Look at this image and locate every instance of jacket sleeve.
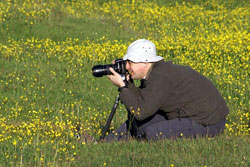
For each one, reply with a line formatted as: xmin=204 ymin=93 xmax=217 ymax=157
xmin=119 ymin=74 xmax=172 ymax=121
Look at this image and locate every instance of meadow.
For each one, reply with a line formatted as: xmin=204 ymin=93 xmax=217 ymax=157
xmin=0 ymin=0 xmax=249 ymax=166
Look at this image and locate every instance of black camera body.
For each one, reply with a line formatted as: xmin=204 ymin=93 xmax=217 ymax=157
xmin=92 ymin=59 xmax=127 ymax=77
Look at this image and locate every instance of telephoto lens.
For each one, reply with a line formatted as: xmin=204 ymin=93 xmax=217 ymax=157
xmin=92 ymin=59 xmax=127 ymax=77
xmin=92 ymin=64 xmax=113 ymax=77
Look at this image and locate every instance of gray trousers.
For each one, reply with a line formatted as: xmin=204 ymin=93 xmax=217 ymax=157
xmin=105 ymin=111 xmax=226 ymax=141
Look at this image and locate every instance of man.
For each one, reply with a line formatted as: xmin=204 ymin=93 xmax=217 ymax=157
xmin=106 ymin=39 xmax=229 ymax=141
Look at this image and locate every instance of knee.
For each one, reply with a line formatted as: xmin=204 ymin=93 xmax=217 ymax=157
xmin=144 ymin=126 xmax=169 ymax=140
xmin=144 ymin=124 xmax=196 ymax=140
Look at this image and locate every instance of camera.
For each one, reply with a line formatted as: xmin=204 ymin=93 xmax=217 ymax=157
xmin=92 ymin=59 xmax=127 ymax=77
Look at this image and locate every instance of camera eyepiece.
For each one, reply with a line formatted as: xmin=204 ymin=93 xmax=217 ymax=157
xmin=92 ymin=59 xmax=127 ymax=77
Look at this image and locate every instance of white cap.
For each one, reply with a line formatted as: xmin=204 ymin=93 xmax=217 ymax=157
xmin=123 ymin=39 xmax=162 ymax=63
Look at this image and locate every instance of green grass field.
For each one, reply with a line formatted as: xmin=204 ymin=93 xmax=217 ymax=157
xmin=0 ymin=0 xmax=249 ymax=166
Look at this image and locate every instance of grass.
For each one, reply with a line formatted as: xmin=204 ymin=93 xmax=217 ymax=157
xmin=0 ymin=135 xmax=249 ymax=166
xmin=0 ymin=3 xmax=138 ymax=43
xmin=0 ymin=0 xmax=249 ymax=166
xmin=68 ymin=135 xmax=249 ymax=167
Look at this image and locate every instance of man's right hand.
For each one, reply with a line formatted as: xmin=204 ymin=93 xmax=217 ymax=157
xmin=107 ymin=68 xmax=126 ymax=88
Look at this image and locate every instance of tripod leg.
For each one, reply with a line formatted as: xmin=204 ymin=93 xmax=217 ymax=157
xmin=99 ymin=94 xmax=120 ymax=140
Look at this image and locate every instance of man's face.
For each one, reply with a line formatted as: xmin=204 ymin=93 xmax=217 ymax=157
xmin=126 ymin=61 xmax=147 ymax=80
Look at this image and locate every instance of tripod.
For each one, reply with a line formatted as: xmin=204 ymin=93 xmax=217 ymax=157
xmin=99 ymin=75 xmax=127 ymax=140
xmin=99 ymin=94 xmax=142 ymax=141
xmin=74 ymin=94 xmax=121 ymax=142
xmin=99 ymin=75 xmax=142 ymax=141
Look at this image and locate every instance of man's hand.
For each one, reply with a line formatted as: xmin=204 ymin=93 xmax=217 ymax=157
xmin=107 ymin=68 xmax=126 ymax=87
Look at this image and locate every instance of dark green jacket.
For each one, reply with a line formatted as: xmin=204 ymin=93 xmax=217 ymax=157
xmin=120 ymin=60 xmax=229 ymax=125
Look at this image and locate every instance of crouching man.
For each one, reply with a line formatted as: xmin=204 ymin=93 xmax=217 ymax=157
xmin=106 ymin=39 xmax=229 ymax=141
